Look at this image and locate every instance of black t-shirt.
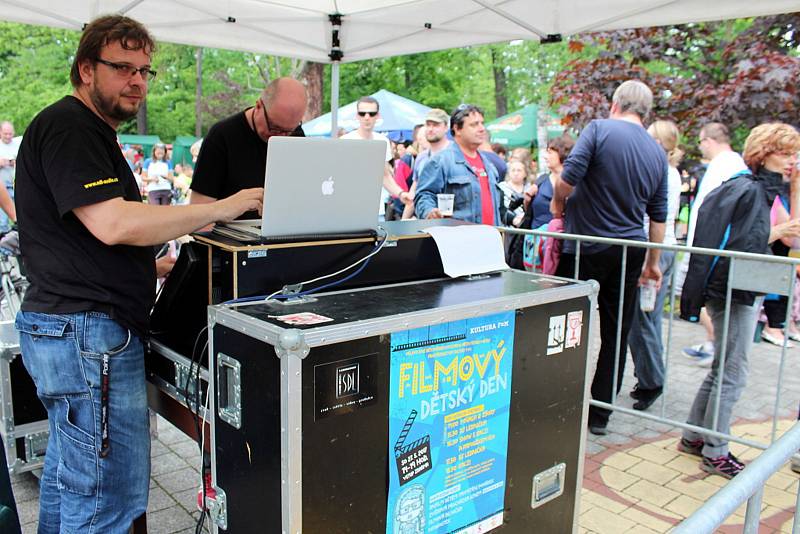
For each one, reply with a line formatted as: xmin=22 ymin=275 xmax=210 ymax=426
xmin=191 ymin=110 xmax=304 ymax=217
xmin=16 ymin=96 xmax=156 ymax=337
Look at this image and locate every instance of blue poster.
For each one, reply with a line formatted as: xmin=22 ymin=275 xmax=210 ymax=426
xmin=387 ymin=311 xmax=515 ymax=534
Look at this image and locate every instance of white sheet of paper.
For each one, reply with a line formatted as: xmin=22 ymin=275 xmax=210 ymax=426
xmin=425 ymin=225 xmax=509 ymax=278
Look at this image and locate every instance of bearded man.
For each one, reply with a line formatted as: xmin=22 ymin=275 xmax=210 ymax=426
xmin=13 ymin=15 xmax=261 ymax=532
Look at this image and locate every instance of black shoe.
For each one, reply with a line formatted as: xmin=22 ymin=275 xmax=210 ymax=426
xmin=588 ymin=423 xmax=608 ymax=436
xmin=630 ymin=383 xmax=644 ymax=400
xmin=632 ymin=386 xmax=662 ymax=411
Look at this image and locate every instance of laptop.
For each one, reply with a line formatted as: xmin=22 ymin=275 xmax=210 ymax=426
xmin=213 ymin=136 xmax=386 ymax=243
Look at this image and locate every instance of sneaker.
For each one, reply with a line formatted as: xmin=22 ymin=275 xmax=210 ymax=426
xmin=701 ymin=453 xmax=745 ymax=479
xmin=677 ymin=437 xmax=704 ymax=457
xmin=683 ymin=343 xmax=714 ymax=367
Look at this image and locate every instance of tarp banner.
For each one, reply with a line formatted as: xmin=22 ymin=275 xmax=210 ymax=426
xmin=387 ymin=311 xmax=515 ymax=534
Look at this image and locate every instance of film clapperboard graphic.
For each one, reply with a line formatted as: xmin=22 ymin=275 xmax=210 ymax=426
xmin=394 ymin=410 xmax=432 ymax=485
xmin=392 ymin=323 xmax=468 ymax=485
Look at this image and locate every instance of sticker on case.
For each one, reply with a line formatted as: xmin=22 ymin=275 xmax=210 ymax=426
xmin=565 ymin=310 xmax=583 ymax=349
xmin=271 ymin=312 xmax=334 ymax=325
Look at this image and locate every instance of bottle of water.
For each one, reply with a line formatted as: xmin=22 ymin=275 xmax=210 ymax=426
xmin=640 ymin=280 xmax=657 ymax=312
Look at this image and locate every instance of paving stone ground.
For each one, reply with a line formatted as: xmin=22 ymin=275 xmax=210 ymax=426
xmin=10 ymin=311 xmax=800 ymax=533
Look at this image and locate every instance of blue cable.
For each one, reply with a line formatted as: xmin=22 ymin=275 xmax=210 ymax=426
xmin=224 ymin=233 xmax=385 ymax=305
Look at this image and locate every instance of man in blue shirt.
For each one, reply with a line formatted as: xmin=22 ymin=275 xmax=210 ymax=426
xmin=551 ymin=80 xmax=668 ymax=435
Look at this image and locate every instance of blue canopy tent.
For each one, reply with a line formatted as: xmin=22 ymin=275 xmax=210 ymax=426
xmin=302 ymin=89 xmax=431 ymax=141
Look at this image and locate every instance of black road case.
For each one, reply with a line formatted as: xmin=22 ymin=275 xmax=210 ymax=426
xmin=0 ymin=320 xmax=48 ymax=475
xmin=204 ymin=271 xmax=597 ymax=533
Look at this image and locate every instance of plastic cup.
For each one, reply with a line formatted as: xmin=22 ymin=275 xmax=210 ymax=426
xmin=640 ymin=280 xmax=657 ymax=312
xmin=437 ymin=193 xmax=455 ymax=217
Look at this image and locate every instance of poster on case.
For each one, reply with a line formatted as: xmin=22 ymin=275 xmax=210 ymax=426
xmin=386 ymin=311 xmax=515 ymax=534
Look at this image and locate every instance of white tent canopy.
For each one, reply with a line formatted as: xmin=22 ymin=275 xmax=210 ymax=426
xmin=3 ymin=1 xmax=796 ymax=134
xmin=3 ymin=1 xmax=797 ymax=64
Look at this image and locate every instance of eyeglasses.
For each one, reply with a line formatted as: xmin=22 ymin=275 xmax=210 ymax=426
xmin=260 ymin=100 xmax=298 ymax=136
xmin=95 ymin=58 xmax=156 ymax=81
xmin=357 ymin=111 xmax=378 ymax=117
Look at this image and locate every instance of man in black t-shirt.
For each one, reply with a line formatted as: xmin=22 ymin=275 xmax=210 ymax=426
xmin=190 ymin=77 xmax=307 ymax=214
xmin=14 ymin=16 xmax=262 ymax=532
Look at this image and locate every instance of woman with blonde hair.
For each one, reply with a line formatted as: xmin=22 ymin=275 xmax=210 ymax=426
xmin=680 ymin=122 xmax=800 ymax=479
xmin=627 ymin=120 xmax=684 ymax=411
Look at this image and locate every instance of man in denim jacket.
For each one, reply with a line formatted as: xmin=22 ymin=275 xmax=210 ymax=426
xmin=414 ymin=104 xmax=502 ymax=224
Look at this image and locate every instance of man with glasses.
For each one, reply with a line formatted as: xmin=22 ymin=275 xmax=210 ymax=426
xmin=414 ymin=104 xmax=503 ymax=224
xmin=341 ymin=96 xmax=411 ymax=218
xmin=190 ymin=77 xmax=307 ymax=216
xmin=13 ymin=16 xmax=262 ymax=532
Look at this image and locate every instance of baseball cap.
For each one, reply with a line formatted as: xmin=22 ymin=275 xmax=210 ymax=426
xmin=425 ymin=108 xmax=449 ymax=125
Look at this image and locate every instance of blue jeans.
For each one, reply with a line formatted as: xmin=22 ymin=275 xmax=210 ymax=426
xmin=15 ymin=311 xmax=150 ymax=533
xmin=628 ymin=251 xmax=676 ymax=390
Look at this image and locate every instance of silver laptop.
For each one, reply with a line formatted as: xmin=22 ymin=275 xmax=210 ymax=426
xmin=216 ymin=136 xmax=386 ymax=241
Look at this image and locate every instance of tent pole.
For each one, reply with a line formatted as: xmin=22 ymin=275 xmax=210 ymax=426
xmin=330 ymin=62 xmax=340 ymax=138
xmin=328 ymin=13 xmax=343 ymax=138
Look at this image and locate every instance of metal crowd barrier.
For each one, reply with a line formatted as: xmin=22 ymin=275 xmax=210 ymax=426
xmin=502 ymin=227 xmax=800 ymax=530
xmin=673 ymin=420 xmax=800 ymax=534
xmin=504 ymin=227 xmax=800 ymax=450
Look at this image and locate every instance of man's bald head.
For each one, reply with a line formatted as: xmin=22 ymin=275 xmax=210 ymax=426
xmin=0 ymin=122 xmax=13 ymax=144
xmin=262 ymin=77 xmax=307 ymax=131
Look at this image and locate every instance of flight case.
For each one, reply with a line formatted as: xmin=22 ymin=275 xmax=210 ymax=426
xmin=0 ymin=320 xmax=47 ymax=474
xmin=205 ymin=270 xmax=597 ymax=533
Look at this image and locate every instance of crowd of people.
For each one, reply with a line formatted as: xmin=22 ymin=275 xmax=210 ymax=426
xmin=0 ymin=11 xmax=798 ymax=533
xmin=374 ymin=80 xmax=800 ymax=482
xmin=119 ymin=139 xmax=201 ymax=206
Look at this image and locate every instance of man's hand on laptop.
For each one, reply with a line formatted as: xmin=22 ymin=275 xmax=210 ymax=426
xmin=214 ymin=188 xmax=264 ymax=222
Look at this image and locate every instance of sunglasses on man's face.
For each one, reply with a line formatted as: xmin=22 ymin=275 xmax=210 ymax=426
xmin=357 ymin=111 xmax=378 ymax=117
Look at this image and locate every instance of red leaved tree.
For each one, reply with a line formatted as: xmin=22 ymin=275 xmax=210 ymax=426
xmin=550 ymin=14 xmax=800 ymax=147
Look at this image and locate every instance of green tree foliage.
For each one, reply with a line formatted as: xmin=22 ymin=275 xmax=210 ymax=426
xmin=328 ymin=41 xmax=576 ymax=121
xmin=0 ymin=23 xmax=77 ymax=131
xmin=0 ymin=20 xmax=575 ymax=139
xmin=2 ymin=14 xmax=793 ymax=149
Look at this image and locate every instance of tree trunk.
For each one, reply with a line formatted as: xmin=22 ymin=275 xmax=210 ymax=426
xmin=136 ymin=99 xmax=147 ymax=134
xmin=301 ymin=61 xmax=324 ymax=121
xmin=195 ymin=47 xmax=203 ymax=136
xmin=491 ymin=47 xmax=508 ymax=118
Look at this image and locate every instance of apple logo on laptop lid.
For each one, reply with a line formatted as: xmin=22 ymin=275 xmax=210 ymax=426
xmin=321 ymin=176 xmax=335 ymax=196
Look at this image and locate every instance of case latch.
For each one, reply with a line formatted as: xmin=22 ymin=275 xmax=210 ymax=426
xmin=207 ymin=486 xmax=228 ymax=530
xmin=531 ymin=462 xmax=566 ymax=509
